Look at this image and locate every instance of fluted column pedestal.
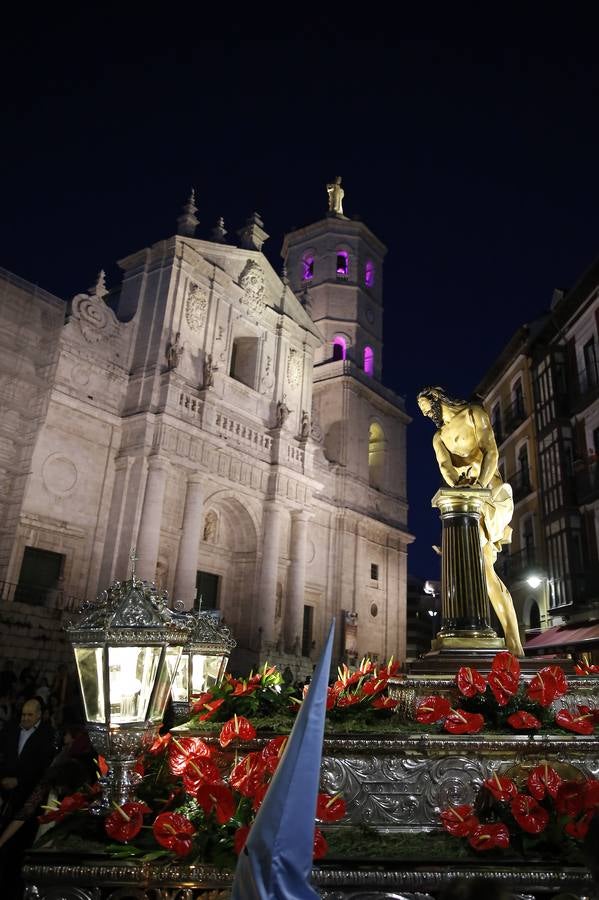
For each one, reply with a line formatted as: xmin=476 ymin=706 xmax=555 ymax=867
xmin=431 ymin=488 xmax=504 ymax=651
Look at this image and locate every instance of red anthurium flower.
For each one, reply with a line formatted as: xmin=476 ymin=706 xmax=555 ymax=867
xmin=456 ymin=666 xmax=486 ymax=698
xmin=507 ymin=710 xmax=541 ymax=731
xmin=415 ymin=696 xmax=451 ymax=724
xmin=491 ymin=652 xmax=521 ymax=680
xmin=539 ymin=665 xmax=568 ymax=698
xmin=95 ymin=755 xmax=109 ymax=777
xmin=196 ymin=782 xmax=236 ymax=825
xmin=555 ymin=781 xmax=586 ymax=817
xmin=147 ymin=732 xmax=172 ymax=756
xmin=313 ymin=828 xmax=328 ymax=860
xmin=440 ymin=804 xmax=479 ymax=837
xmin=468 ymin=822 xmax=510 ymax=850
xmin=134 ymin=757 xmax=145 ymax=778
xmin=379 ymin=656 xmax=400 ymax=677
xmin=577 ymin=705 xmax=599 ymax=726
xmin=555 ymin=709 xmax=594 ymax=735
xmin=336 ymin=691 xmax=365 ymax=708
xmin=168 ymin=737 xmax=212 ymax=775
xmin=198 ymin=698 xmax=225 ymax=721
xmin=219 ymin=714 xmax=257 ymax=748
xmin=234 ymin=825 xmax=250 ymax=855
xmin=488 ymin=670 xmax=519 ymax=707
xmin=316 ymin=793 xmax=346 ymax=822
xmin=39 ymin=791 xmax=89 ymax=824
xmin=483 ymin=773 xmax=517 ymax=802
xmin=230 ymin=752 xmax=267 ymax=797
xmin=252 ymin=782 xmax=269 ymax=812
xmin=357 ymin=657 xmax=376 ymax=675
xmin=362 ymin=677 xmax=389 ymax=696
xmin=153 ymin=812 xmax=196 ymax=857
xmin=336 ymin=664 xmax=362 ymax=688
xmin=232 ymin=678 xmax=259 ymax=698
xmin=182 ymin=756 xmax=222 ymax=795
xmin=510 ymin=794 xmax=549 ymax=834
xmin=583 ymin=779 xmax=599 ymax=810
xmin=565 ymin=809 xmax=595 ymax=840
xmin=262 ymin=736 xmax=288 ymax=772
xmin=527 ymin=764 xmax=563 ymax=800
xmin=526 ymin=670 xmax=559 ymax=708
xmin=105 ymin=801 xmax=151 ymax=843
xmin=444 ymin=709 xmax=485 ymax=734
xmin=372 ymin=695 xmax=398 ymax=710
xmin=326 ymin=686 xmax=338 ymax=710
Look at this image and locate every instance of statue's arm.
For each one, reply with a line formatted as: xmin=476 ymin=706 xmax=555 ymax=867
xmin=432 ymin=433 xmax=460 ymax=486
xmin=471 ymin=406 xmax=499 ymax=487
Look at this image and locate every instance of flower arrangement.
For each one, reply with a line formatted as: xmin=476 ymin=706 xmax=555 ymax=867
xmin=34 ymin=658 xmax=402 ymax=863
xmin=415 ymin=652 xmax=598 ymax=735
xmin=440 ymin=764 xmax=599 ymax=855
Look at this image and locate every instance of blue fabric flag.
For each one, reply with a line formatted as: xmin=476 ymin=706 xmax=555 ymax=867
xmin=230 ymin=619 xmax=335 ymax=900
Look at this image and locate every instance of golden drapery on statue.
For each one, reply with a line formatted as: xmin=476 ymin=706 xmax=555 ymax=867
xmin=417 ymin=385 xmax=524 ymax=657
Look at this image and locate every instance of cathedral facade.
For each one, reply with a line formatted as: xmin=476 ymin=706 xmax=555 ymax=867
xmin=0 ymin=185 xmax=412 ymax=672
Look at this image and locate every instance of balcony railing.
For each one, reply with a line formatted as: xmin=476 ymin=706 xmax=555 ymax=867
xmin=574 ymin=459 xmax=599 ymax=504
xmin=0 ymin=580 xmax=83 ymax=611
xmin=570 ymin=366 xmax=599 ymax=413
xmin=495 ymin=546 xmax=540 ymax=582
xmin=509 ymin=466 xmax=533 ymax=503
xmin=503 ymin=399 xmax=527 ymax=437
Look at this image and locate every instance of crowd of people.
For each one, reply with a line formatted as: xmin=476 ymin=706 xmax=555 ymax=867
xmin=0 ymin=659 xmax=91 ymax=897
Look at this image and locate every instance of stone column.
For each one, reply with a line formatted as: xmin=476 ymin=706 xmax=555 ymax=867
xmin=136 ymin=456 xmax=170 ymax=583
xmin=285 ymin=510 xmax=312 ymax=653
xmin=256 ymin=501 xmax=284 ymax=644
xmin=432 ymin=487 xmax=503 ymax=651
xmin=173 ymin=474 xmax=204 ymax=610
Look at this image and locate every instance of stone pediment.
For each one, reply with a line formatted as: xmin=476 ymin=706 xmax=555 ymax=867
xmin=65 ymin=273 xmax=131 ymax=363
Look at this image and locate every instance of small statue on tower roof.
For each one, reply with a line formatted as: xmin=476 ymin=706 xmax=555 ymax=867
xmin=211 ymin=216 xmax=228 ymax=243
xmin=326 ymin=175 xmax=345 ymax=217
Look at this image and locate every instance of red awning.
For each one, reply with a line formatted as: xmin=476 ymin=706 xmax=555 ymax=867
xmin=525 ymin=623 xmax=599 ymax=650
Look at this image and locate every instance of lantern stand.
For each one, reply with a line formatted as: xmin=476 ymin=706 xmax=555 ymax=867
xmin=168 ymin=610 xmax=237 ymax=724
xmin=66 ymin=554 xmax=191 ymax=810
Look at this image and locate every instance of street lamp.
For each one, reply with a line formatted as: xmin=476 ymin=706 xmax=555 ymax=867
xmin=168 ymin=611 xmax=236 ymax=723
xmin=66 ymin=566 xmax=190 ymax=809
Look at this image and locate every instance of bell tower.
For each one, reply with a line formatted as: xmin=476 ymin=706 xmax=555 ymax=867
xmin=281 ymin=177 xmax=386 ymax=379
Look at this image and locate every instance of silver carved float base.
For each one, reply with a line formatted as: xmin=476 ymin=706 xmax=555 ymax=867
xmin=24 ymin=718 xmax=599 ymax=899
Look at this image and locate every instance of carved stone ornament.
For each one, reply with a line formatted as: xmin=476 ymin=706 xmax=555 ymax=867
xmin=69 ymin=290 xmax=119 ymax=344
xmin=185 ymin=282 xmax=209 ymax=332
xmin=286 ymin=347 xmax=303 ymax=386
xmin=239 ymin=259 xmax=266 ymax=315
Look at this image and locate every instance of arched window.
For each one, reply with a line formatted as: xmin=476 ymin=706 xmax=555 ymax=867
xmin=529 ymin=601 xmax=541 ymax=630
xmin=363 ymin=346 xmax=374 ymax=376
xmin=365 ymin=260 xmax=375 ymax=287
xmin=332 ymin=335 xmax=347 ymax=361
xmin=302 ymin=254 xmax=314 ymax=281
xmin=336 ymin=250 xmax=349 ymax=277
xmin=368 ymin=421 xmax=386 ymax=489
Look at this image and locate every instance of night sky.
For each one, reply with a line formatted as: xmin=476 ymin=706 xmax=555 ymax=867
xmin=3 ymin=10 xmax=599 ymax=579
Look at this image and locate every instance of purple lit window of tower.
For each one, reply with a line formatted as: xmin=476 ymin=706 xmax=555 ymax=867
xmin=302 ymin=256 xmax=314 ymax=281
xmin=336 ymin=251 xmax=349 ymax=276
xmin=364 ymin=346 xmax=374 ymax=376
xmin=332 ymin=336 xmax=347 ymax=361
xmin=365 ymin=260 xmax=375 ymax=287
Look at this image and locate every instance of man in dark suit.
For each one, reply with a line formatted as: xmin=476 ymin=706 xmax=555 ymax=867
xmin=0 ymin=696 xmax=55 ymax=896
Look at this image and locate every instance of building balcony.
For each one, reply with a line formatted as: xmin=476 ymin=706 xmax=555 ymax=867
xmin=503 ymin=399 xmax=527 ymax=437
xmin=574 ymin=459 xmax=599 ymax=504
xmin=509 ymin=466 xmax=533 ymax=503
xmin=569 ymin=367 xmax=599 ymax=414
xmin=495 ymin=546 xmax=540 ymax=582
xmin=0 ymin=580 xmax=82 ymax=611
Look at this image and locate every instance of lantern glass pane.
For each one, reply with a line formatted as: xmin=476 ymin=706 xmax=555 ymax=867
xmin=149 ymin=648 xmax=181 ymax=722
xmin=108 ymin=645 xmax=161 ymax=723
xmin=191 ymin=653 xmax=224 ymax=694
xmin=167 ymin=648 xmax=189 ymax=704
xmin=74 ymin=646 xmax=106 ymax=723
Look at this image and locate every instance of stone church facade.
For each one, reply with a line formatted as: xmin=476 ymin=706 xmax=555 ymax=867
xmin=0 ymin=185 xmax=412 ymax=673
